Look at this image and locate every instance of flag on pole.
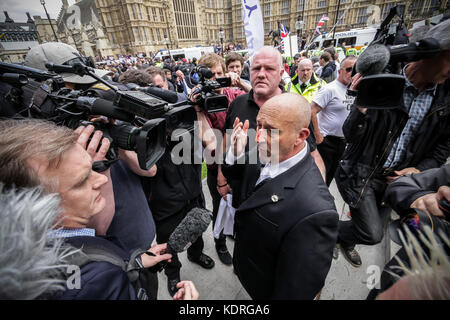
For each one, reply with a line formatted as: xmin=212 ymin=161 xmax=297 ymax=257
xmin=242 ymin=0 xmax=264 ymax=58
xmin=314 ymin=14 xmax=329 ymax=35
xmin=279 ymin=23 xmax=289 ymax=53
xmin=280 ymin=23 xmax=290 ymax=39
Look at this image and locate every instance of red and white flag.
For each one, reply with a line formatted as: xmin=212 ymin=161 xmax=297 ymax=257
xmin=314 ymin=14 xmax=329 ymax=35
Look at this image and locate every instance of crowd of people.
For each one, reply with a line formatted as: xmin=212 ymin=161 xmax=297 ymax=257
xmin=0 ymin=18 xmax=449 ymax=301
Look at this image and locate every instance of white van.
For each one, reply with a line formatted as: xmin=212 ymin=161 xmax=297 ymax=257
xmin=154 ymin=46 xmax=215 ymax=61
xmin=310 ymin=27 xmax=378 ymax=51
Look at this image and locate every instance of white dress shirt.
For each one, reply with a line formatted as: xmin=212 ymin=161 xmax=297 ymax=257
xmin=255 ymin=142 xmax=309 ymax=186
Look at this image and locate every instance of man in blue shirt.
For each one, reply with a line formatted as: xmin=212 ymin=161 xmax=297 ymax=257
xmin=0 ymin=119 xmax=201 ymax=300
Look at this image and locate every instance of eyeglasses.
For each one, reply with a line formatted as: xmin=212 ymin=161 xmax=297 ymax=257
xmin=344 ymin=67 xmax=353 ymax=73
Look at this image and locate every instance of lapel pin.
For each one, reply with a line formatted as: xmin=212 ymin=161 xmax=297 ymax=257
xmin=271 ymin=194 xmax=279 ymax=203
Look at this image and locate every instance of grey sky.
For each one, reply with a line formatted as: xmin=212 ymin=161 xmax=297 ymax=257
xmin=0 ymin=0 xmax=75 ymax=23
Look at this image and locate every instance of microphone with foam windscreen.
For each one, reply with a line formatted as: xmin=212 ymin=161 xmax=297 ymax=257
xmin=353 ymin=44 xmax=405 ymax=109
xmin=167 ymin=207 xmax=212 ymax=253
xmin=147 ymin=207 xmax=212 ymax=273
xmin=355 ymin=44 xmax=391 ymax=76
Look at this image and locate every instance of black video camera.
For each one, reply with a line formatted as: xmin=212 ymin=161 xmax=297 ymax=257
xmin=0 ymin=62 xmax=65 ymax=116
xmin=352 ymin=5 xmax=441 ymax=109
xmin=190 ymin=65 xmax=230 ymax=113
xmin=0 ymin=61 xmax=168 ymax=171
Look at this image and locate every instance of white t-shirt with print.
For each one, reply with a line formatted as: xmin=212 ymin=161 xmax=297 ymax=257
xmin=312 ymin=79 xmax=349 ymax=138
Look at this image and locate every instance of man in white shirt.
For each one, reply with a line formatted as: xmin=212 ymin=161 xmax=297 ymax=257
xmin=310 ymin=56 xmax=357 ymax=186
xmin=222 ymin=93 xmax=338 ymax=299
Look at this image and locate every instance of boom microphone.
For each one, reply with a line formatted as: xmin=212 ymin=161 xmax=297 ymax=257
xmin=76 ymin=96 xmax=135 ymax=122
xmin=355 ymin=44 xmax=390 ymax=76
xmin=167 ymin=207 xmax=212 ymax=253
xmin=139 ymin=86 xmax=179 ymax=104
xmin=353 ymin=44 xmax=405 ymax=109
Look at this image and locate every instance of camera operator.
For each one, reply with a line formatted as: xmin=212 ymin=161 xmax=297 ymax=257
xmin=21 ymin=43 xmax=173 ymax=298
xmin=144 ymin=65 xmax=218 ymax=297
xmin=194 ymin=53 xmax=247 ymax=266
xmin=334 ymin=19 xmax=450 ymax=267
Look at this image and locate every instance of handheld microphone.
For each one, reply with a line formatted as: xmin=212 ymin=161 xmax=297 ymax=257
xmin=167 ymin=207 xmax=212 ymax=253
xmin=147 ymin=207 xmax=212 ymax=273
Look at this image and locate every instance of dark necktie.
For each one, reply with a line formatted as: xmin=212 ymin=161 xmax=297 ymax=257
xmin=300 ymin=83 xmax=307 ymax=92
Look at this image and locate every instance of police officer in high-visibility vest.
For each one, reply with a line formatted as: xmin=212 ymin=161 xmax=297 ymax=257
xmin=285 ymin=58 xmax=326 ymax=103
xmin=346 ymin=44 xmax=358 ymax=56
xmin=358 ymin=42 xmax=369 ymax=56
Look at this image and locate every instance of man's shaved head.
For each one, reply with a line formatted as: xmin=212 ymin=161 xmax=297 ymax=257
xmin=261 ymin=93 xmax=311 ymax=130
xmin=256 ymin=93 xmax=311 ymax=163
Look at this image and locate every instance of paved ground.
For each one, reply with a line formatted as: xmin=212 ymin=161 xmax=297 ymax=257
xmin=157 ymin=179 xmax=401 ymax=300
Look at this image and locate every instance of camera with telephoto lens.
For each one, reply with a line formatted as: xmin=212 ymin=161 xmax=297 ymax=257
xmin=189 ymin=65 xmax=230 ymax=113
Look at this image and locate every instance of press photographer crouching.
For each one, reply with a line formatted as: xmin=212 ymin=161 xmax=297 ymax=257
xmin=334 ymin=19 xmax=450 ymax=267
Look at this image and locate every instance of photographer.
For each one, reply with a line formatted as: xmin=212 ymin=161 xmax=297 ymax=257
xmin=224 ymin=52 xmax=251 ymax=93
xmin=196 ymin=53 xmax=246 ymax=266
xmin=335 ymin=19 xmax=450 ymax=267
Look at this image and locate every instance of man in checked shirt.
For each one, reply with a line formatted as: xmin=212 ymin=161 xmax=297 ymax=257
xmin=334 ymin=18 xmax=450 ymax=267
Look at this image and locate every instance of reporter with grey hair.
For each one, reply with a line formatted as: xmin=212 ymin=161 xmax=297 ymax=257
xmin=335 ymin=19 xmax=450 ymax=267
xmin=0 ymin=119 xmax=202 ymax=300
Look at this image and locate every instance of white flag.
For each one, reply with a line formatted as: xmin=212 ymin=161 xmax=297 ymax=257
xmin=242 ymin=0 xmax=264 ymax=58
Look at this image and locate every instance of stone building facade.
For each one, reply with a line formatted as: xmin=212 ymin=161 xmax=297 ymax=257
xmin=3 ymin=0 xmax=448 ymax=61
xmin=93 ymin=0 xmax=448 ymax=57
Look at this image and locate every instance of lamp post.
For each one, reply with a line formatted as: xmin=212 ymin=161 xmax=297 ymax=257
xmin=163 ymin=31 xmax=173 ymax=61
xmin=295 ymin=16 xmax=304 ymax=51
xmin=332 ymin=0 xmax=342 ymax=46
xmin=162 ymin=1 xmax=174 ymax=59
xmin=40 ymin=0 xmax=58 ymax=42
xmin=219 ymin=27 xmax=225 ymax=57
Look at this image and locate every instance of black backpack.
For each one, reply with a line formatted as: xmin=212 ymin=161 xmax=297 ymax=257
xmin=63 ymin=236 xmax=153 ymax=300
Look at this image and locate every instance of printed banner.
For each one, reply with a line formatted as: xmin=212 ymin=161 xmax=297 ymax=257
xmin=242 ymin=0 xmax=264 ymax=58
